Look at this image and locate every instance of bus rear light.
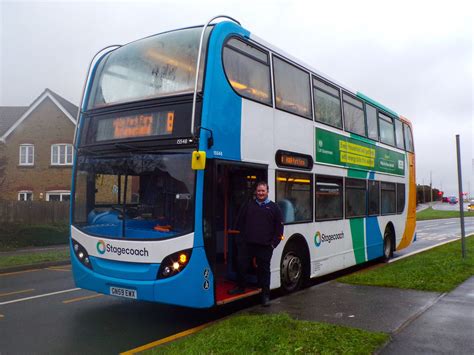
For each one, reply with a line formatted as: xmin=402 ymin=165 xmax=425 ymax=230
xmin=157 ymin=249 xmax=192 ymax=279
xmin=72 ymin=239 xmax=93 ymax=270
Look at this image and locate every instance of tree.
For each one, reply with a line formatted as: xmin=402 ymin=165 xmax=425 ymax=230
xmin=0 ymin=142 xmax=7 ymax=189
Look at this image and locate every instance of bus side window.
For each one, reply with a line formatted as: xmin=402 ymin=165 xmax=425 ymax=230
xmin=366 ymin=104 xmax=378 ymax=141
xmin=379 ymin=113 xmax=395 ymax=146
xmin=403 ymin=123 xmax=414 ymax=152
xmin=396 ymin=183 xmax=405 ymax=214
xmin=342 ymin=93 xmax=366 ymax=137
xmin=381 ymin=182 xmax=396 ymax=214
xmin=313 ymin=76 xmax=342 ymax=129
xmin=368 ymin=180 xmax=380 ymax=216
xmin=273 ymin=56 xmax=312 ymax=119
xmin=222 ymin=38 xmax=272 ymax=105
xmin=315 ymin=176 xmax=343 ymax=221
xmin=394 ymin=119 xmax=405 ymax=150
xmin=276 ymin=171 xmax=312 ymax=224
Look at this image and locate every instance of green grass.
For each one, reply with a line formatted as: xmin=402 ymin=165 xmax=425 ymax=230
xmin=417 ymin=207 xmax=474 ymax=221
xmin=146 ymin=313 xmax=388 ymax=354
xmin=0 ymin=249 xmax=70 ymax=268
xmin=0 ymin=223 xmax=69 ymax=251
xmin=338 ymin=236 xmax=474 ymax=292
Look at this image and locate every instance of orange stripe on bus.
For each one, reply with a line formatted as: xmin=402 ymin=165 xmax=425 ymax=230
xmin=397 ymin=153 xmax=416 ymax=250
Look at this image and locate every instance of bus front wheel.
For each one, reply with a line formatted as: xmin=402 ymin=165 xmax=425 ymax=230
xmin=280 ymin=244 xmax=304 ymax=293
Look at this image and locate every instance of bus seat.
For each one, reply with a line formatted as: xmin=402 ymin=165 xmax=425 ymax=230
xmin=277 ymin=199 xmax=295 ymax=223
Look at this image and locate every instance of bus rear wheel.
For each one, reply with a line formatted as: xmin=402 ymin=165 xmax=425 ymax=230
xmin=280 ymin=245 xmax=304 ymax=293
xmin=382 ymin=228 xmax=394 ymax=263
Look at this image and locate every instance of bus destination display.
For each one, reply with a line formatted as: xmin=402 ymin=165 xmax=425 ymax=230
xmin=276 ymin=150 xmax=313 ymax=170
xmin=95 ymin=111 xmax=174 ymax=141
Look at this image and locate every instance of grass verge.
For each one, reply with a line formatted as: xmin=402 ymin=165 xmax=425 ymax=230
xmin=0 ymin=223 xmax=69 ymax=251
xmin=145 ymin=313 xmax=388 ymax=354
xmin=417 ymin=207 xmax=474 ymax=221
xmin=0 ymin=249 xmax=70 ymax=269
xmin=338 ymin=236 xmax=473 ymax=292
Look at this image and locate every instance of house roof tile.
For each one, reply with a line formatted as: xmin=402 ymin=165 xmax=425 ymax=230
xmin=0 ymin=89 xmax=79 ymax=141
xmin=0 ymin=106 xmax=29 ymax=137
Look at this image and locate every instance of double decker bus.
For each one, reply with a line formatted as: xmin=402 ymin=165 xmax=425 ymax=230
xmin=70 ymin=17 xmax=416 ymax=308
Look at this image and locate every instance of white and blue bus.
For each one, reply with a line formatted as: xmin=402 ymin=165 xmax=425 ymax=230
xmin=71 ymin=17 xmax=416 ymax=308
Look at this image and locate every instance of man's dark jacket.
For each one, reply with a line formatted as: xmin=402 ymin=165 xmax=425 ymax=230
xmin=237 ymin=200 xmax=284 ymax=248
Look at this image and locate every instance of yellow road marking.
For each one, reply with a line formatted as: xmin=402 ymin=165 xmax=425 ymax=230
xmin=62 ymin=294 xmax=103 ymax=304
xmin=0 ymin=288 xmax=35 ymax=298
xmin=47 ymin=267 xmax=71 ymax=272
xmin=121 ymin=322 xmax=213 ymax=354
xmin=0 ymin=269 xmax=40 ymax=277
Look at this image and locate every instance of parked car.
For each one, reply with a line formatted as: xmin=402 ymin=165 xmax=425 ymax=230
xmin=468 ymin=200 xmax=474 ymax=212
xmin=442 ymin=197 xmax=449 ymax=203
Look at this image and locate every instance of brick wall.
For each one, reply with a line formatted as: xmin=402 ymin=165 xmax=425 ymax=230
xmin=0 ymin=97 xmax=75 ymax=201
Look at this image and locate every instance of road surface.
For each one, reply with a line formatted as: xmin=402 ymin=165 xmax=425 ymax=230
xmin=1 ymin=217 xmax=472 ymax=354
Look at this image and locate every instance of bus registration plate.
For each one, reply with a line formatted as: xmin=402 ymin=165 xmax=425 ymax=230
xmin=110 ymin=286 xmax=137 ymax=299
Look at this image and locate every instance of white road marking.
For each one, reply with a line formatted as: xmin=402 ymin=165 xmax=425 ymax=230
xmin=0 ymin=288 xmax=80 ymax=306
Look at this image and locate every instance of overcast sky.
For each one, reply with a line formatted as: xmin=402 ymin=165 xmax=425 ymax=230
xmin=1 ymin=0 xmax=472 ymax=196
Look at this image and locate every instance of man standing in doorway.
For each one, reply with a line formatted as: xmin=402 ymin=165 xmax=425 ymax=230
xmin=229 ymin=181 xmax=284 ymax=307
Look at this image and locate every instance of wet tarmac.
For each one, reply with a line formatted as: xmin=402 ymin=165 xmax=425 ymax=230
xmin=248 ymin=277 xmax=474 ymax=354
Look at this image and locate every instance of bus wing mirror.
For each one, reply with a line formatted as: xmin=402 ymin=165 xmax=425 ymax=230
xmin=191 ymin=151 xmax=206 ymax=170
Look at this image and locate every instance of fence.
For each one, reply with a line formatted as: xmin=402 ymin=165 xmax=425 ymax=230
xmin=0 ymin=201 xmax=70 ymax=224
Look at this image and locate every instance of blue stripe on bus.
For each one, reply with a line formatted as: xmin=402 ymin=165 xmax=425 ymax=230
xmin=366 ymin=216 xmax=383 ymax=260
xmin=200 ymin=22 xmax=250 ymax=160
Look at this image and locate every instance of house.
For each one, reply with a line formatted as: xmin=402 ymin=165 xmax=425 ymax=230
xmin=0 ymin=89 xmax=78 ymax=202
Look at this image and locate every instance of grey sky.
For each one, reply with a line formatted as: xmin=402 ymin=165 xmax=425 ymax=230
xmin=1 ymin=0 xmax=472 ymax=196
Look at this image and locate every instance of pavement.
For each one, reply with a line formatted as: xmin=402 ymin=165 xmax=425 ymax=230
xmin=2 ymin=245 xmax=473 ymax=354
xmin=250 ymin=277 xmax=474 ymax=354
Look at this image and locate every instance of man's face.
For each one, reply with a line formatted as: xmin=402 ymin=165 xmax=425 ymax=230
xmin=255 ymin=184 xmax=269 ymax=202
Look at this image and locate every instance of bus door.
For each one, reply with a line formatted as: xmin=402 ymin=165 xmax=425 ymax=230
xmin=206 ymin=161 xmax=266 ymax=304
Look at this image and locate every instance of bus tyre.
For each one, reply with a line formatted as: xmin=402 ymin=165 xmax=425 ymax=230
xmin=280 ymin=244 xmax=304 ymax=293
xmin=382 ymin=229 xmax=394 ymax=263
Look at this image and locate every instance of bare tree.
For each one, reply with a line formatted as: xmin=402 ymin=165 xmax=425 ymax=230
xmin=0 ymin=142 xmax=7 ymax=189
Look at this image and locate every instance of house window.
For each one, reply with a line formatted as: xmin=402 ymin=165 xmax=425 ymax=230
xmin=51 ymin=144 xmax=73 ymax=165
xmin=46 ymin=190 xmax=70 ymax=202
xmin=18 ymin=191 xmax=33 ymax=201
xmin=19 ymin=144 xmax=34 ymax=165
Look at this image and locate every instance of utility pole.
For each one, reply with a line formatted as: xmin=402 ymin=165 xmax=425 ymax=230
xmin=456 ymin=135 xmax=466 ymax=259
xmin=430 ymin=171 xmax=433 ymax=202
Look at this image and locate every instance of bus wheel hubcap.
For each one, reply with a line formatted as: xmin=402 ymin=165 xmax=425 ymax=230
xmin=282 ymin=252 xmax=301 ymax=286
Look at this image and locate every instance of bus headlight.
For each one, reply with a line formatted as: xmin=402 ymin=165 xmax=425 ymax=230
xmin=157 ymin=249 xmax=192 ymax=279
xmin=72 ymin=239 xmax=93 ymax=270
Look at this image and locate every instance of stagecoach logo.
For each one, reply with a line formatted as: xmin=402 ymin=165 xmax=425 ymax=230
xmin=96 ymin=240 xmax=149 ymax=257
xmin=314 ymin=232 xmax=322 ymax=247
xmin=314 ymin=231 xmax=345 ymax=247
xmin=97 ymin=240 xmax=106 ymax=254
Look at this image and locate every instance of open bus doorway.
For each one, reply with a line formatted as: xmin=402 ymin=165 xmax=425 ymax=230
xmin=203 ymin=161 xmax=267 ymax=305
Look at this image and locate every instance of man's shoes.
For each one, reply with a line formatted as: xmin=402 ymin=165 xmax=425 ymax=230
xmin=261 ymin=294 xmax=270 ymax=307
xmin=228 ymin=287 xmax=245 ymax=295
